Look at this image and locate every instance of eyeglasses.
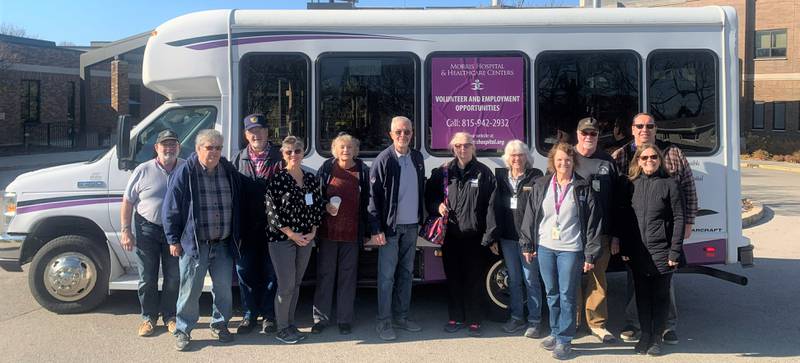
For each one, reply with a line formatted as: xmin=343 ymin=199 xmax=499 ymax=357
xmin=454 ymin=143 xmax=474 ymax=149
xmin=202 ymin=145 xmax=222 ymax=151
xmin=392 ymin=129 xmax=412 ymax=136
xmin=160 ymin=141 xmax=179 ymax=147
xmin=283 ymin=148 xmax=303 ymax=156
xmin=633 ymin=124 xmax=656 ymax=130
xmin=639 ymin=154 xmax=659 ymax=161
xmin=580 ymin=130 xmax=598 ymax=137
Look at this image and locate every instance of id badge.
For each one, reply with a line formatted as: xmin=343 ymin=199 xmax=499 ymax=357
xmin=304 ymin=193 xmax=314 ymax=206
xmin=469 ymin=178 xmax=479 ymax=187
xmin=592 ymin=179 xmax=601 ymax=192
xmin=510 ymin=197 xmax=518 ymax=210
xmin=551 ymin=226 xmax=561 ymax=240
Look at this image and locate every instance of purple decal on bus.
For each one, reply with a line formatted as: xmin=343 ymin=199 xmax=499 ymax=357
xmin=430 ymin=56 xmax=524 ymax=150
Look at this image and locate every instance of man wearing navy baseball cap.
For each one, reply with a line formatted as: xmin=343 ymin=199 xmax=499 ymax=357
xmin=233 ymin=113 xmax=284 ymax=335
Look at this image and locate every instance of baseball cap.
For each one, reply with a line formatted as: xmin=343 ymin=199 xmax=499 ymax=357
xmin=577 ymin=117 xmax=599 ymax=132
xmin=243 ymin=113 xmax=267 ymax=131
xmin=156 ymin=129 xmax=179 ymax=144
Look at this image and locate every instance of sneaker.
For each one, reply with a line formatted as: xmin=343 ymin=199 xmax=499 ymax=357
xmin=552 ymin=342 xmax=573 ymax=360
xmin=338 ymin=323 xmax=352 ymax=335
xmin=311 ymin=321 xmax=328 ymax=334
xmin=443 ymin=320 xmax=464 ymax=333
xmin=376 ymin=320 xmax=397 ymax=341
xmin=647 ymin=336 xmax=664 ymax=356
xmin=261 ymin=318 xmax=277 ymax=334
xmin=540 ymin=336 xmax=557 ymax=351
xmin=290 ymin=325 xmax=308 ymax=342
xmin=392 ymin=319 xmax=422 ymax=332
xmin=275 ymin=327 xmax=303 ymax=344
xmin=210 ymin=324 xmax=234 ymax=343
xmin=662 ymin=330 xmax=678 ymax=345
xmin=165 ymin=318 xmax=177 ymax=335
xmin=502 ymin=318 xmax=527 ymax=334
xmin=634 ymin=334 xmax=652 ymax=355
xmin=174 ymin=331 xmax=190 ymax=351
xmin=590 ymin=327 xmax=619 ymax=344
xmin=524 ymin=323 xmax=545 ymax=339
xmin=468 ymin=323 xmax=482 ymax=337
xmin=237 ymin=319 xmax=257 ymax=335
xmin=138 ymin=320 xmax=155 ymax=337
xmin=620 ymin=324 xmax=640 ymax=342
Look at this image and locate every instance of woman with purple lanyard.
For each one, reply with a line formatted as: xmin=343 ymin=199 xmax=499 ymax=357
xmin=519 ymin=142 xmax=602 ymax=360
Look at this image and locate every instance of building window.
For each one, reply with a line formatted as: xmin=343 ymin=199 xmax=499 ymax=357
xmin=67 ymin=81 xmax=76 ymax=121
xmin=648 ymin=50 xmax=719 ymax=155
xmin=240 ymin=53 xmax=309 ymax=147
xmin=318 ymin=53 xmax=418 ymax=156
xmin=21 ymin=80 xmax=40 ymax=123
xmin=753 ymin=102 xmax=764 ymax=129
xmin=535 ymin=51 xmax=641 ymax=153
xmin=773 ymin=102 xmax=786 ymax=130
xmin=129 ymin=84 xmax=141 ymax=118
xmin=755 ymin=29 xmax=787 ymax=59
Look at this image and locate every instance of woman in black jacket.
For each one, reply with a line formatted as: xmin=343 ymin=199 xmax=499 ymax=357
xmin=311 ymin=133 xmax=371 ymax=335
xmin=425 ymin=132 xmax=496 ymax=337
xmin=622 ymin=143 xmax=685 ymax=356
xmin=487 ymin=140 xmax=545 ymax=337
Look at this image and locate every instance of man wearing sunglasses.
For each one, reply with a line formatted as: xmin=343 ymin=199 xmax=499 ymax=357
xmin=367 ymin=116 xmax=426 ymax=341
xmin=162 ymin=129 xmax=242 ymax=351
xmin=572 ymin=117 xmax=620 ymax=344
xmin=232 ymin=114 xmax=284 ymax=336
xmin=611 ymin=112 xmax=697 ymax=346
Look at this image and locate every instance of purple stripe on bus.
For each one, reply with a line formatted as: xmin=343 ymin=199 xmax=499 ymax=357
xmin=187 ymin=34 xmax=416 ymax=50
xmin=17 ymin=197 xmax=123 ymax=215
xmin=683 ymin=238 xmax=726 ymax=265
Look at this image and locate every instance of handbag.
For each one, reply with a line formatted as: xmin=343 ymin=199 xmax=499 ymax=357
xmin=419 ymin=165 xmax=449 ymax=245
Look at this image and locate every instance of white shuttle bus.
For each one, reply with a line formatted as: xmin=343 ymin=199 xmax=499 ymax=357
xmin=0 ymin=7 xmax=753 ymax=314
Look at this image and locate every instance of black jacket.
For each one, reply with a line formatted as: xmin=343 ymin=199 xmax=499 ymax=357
xmin=367 ymin=145 xmax=426 ymax=236
xmin=624 ymin=171 xmax=685 ymax=275
xmin=574 ymin=149 xmax=620 ymax=239
xmin=316 ymin=157 xmax=371 ymax=244
xmin=232 ymin=144 xmax=283 ymax=243
xmin=518 ymin=174 xmax=602 ymax=263
xmin=488 ymin=167 xmax=544 ymax=242
xmin=425 ymin=158 xmax=496 ymax=244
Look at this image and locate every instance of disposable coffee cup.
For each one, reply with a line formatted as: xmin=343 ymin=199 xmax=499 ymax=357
xmin=329 ymin=196 xmax=342 ymax=216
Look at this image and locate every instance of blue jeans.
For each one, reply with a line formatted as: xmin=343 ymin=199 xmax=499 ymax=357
xmin=175 ymin=240 xmax=234 ymax=334
xmin=377 ymin=224 xmax=417 ymax=322
xmin=134 ymin=214 xmax=179 ymax=322
xmin=500 ymin=239 xmax=542 ymax=324
xmin=236 ymin=239 xmax=277 ymax=321
xmin=538 ymin=245 xmax=584 ymax=344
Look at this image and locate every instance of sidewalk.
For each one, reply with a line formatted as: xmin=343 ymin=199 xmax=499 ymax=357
xmin=740 ymin=160 xmax=800 ymax=174
xmin=0 ymin=149 xmax=107 ymax=171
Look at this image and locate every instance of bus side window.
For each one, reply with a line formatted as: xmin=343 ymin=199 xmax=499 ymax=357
xmin=132 ymin=106 xmax=217 ymax=165
xmin=648 ymin=50 xmax=718 ymax=155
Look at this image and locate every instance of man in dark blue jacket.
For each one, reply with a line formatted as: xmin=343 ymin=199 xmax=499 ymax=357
xmin=162 ymin=129 xmax=241 ymax=351
xmin=367 ymin=116 xmax=426 ymax=341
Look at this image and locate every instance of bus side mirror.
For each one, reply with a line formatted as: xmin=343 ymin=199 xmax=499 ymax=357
xmin=117 ymin=114 xmax=134 ymax=171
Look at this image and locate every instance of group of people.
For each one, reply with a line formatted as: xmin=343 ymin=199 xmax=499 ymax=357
xmin=120 ymin=112 xmax=696 ymax=359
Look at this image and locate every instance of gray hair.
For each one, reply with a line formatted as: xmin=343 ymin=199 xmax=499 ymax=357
xmin=501 ymin=139 xmax=534 ymax=168
xmin=331 ymin=133 xmax=360 ymax=159
xmin=449 ymin=132 xmax=476 ymax=158
xmin=195 ymin=129 xmax=223 ymax=147
xmin=281 ymin=135 xmax=305 ymax=151
xmin=390 ymin=116 xmax=412 ymax=131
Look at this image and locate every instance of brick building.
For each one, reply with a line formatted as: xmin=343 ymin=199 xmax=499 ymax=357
xmin=0 ymin=34 xmax=164 ymax=153
xmin=584 ymin=0 xmax=800 ymax=154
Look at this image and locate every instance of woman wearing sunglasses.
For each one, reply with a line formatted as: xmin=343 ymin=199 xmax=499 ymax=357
xmin=265 ymin=136 xmax=325 ymax=344
xmin=621 ymin=143 xmax=685 ymax=356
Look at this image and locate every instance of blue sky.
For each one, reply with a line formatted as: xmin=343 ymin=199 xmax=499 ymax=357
xmin=1 ymin=0 xmax=578 ymax=45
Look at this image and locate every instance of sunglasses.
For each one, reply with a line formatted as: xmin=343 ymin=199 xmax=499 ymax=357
xmin=580 ymin=130 xmax=598 ymax=137
xmin=639 ymin=154 xmax=659 ymax=161
xmin=454 ymin=143 xmax=474 ymax=149
xmin=633 ymin=124 xmax=656 ymax=130
xmin=283 ymin=148 xmax=303 ymax=156
xmin=392 ymin=129 xmax=412 ymax=136
xmin=202 ymin=145 xmax=222 ymax=151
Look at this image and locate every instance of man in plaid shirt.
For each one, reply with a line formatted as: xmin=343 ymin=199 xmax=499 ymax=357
xmin=612 ymin=112 xmax=697 ymax=346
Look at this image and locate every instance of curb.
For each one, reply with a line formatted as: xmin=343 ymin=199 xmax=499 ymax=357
xmin=740 ymin=162 xmax=800 ymax=174
xmin=741 ymin=200 xmax=764 ymax=228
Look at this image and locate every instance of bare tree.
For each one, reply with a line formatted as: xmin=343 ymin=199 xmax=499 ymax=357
xmin=0 ymin=22 xmax=37 ymax=38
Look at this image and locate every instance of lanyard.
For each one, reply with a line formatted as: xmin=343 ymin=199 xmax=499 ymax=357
xmin=551 ymin=174 xmax=572 ymax=216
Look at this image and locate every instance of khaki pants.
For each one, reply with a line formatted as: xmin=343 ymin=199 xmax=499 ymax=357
xmin=576 ymin=237 xmax=611 ymax=330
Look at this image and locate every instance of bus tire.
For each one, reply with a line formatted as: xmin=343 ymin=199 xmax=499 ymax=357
xmin=484 ymin=259 xmax=510 ymax=322
xmin=28 ymin=235 xmax=110 ymax=314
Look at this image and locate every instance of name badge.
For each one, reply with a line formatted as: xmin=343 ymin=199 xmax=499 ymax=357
xmin=592 ymin=180 xmax=601 ymax=192
xmin=469 ymin=178 xmax=479 ymax=186
xmin=551 ymin=226 xmax=561 ymax=240
xmin=510 ymin=197 xmax=518 ymax=210
xmin=304 ymin=193 xmax=314 ymax=206
xmin=522 ymin=186 xmax=532 ymax=192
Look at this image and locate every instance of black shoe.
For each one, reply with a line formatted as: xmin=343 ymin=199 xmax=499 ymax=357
xmin=468 ymin=323 xmax=482 ymax=337
xmin=634 ymin=334 xmax=652 ymax=355
xmin=237 ymin=319 xmax=257 ymax=335
xmin=662 ymin=330 xmax=678 ymax=345
xmin=524 ymin=324 xmax=545 ymax=339
xmin=540 ymin=336 xmax=557 ymax=351
xmin=261 ymin=318 xmax=277 ymax=334
xmin=311 ymin=322 xmax=328 ymax=334
xmin=290 ymin=325 xmax=308 ymax=341
xmin=443 ymin=320 xmax=464 ymax=333
xmin=338 ymin=323 xmax=352 ymax=335
xmin=552 ymin=342 xmax=573 ymax=360
xmin=174 ymin=331 xmax=190 ymax=351
xmin=647 ymin=341 xmax=664 ymax=356
xmin=210 ymin=324 xmax=234 ymax=343
xmin=276 ymin=327 xmax=303 ymax=344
